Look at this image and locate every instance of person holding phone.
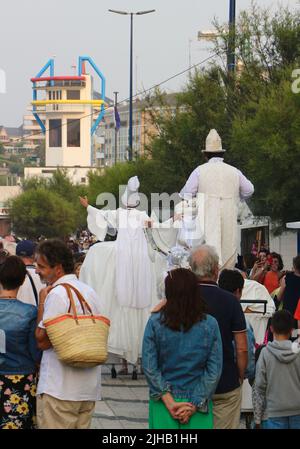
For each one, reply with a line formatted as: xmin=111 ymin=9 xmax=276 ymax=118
xmin=263 ymin=253 xmax=285 ymax=295
xmin=250 ymin=250 xmax=270 ymax=284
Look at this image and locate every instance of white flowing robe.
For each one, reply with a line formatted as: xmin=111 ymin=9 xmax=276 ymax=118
xmin=180 ymin=158 xmax=254 ymax=269
xmin=80 ymin=206 xmax=159 ymax=364
xmin=197 ymin=161 xmax=240 ymax=269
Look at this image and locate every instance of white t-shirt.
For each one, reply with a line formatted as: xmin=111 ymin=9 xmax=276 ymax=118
xmin=37 ymin=274 xmax=105 ymax=401
xmin=17 ymin=266 xmax=44 ymax=306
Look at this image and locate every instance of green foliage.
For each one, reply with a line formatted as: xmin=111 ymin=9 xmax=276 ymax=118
xmin=213 ymin=3 xmax=300 ymax=81
xmin=21 ymin=169 xmax=88 ymax=230
xmin=138 ymin=3 xmax=300 ymax=229
xmin=231 ymin=79 xmax=300 ymax=230
xmin=9 ymin=163 xmax=23 ymax=176
xmin=9 ymin=188 xmax=77 ymax=239
xmin=9 ymin=4 xmax=299 ymax=235
xmin=146 ymin=69 xmax=229 ymax=193
xmin=22 ymin=176 xmax=48 ymax=191
xmin=88 ymin=159 xmax=160 ymax=207
xmin=36 ymin=142 xmax=46 ymax=165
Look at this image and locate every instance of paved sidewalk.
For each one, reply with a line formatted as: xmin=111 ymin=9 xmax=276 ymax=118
xmin=91 ymin=362 xmax=247 ymax=429
xmin=91 ymin=362 xmax=149 ymax=429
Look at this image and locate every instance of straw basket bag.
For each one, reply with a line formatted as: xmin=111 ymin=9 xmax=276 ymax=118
xmin=44 ymin=283 xmax=110 ymax=368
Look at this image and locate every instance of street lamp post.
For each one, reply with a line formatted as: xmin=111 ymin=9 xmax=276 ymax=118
xmin=227 ymin=0 xmax=236 ymax=73
xmin=198 ymin=1 xmax=236 ymax=74
xmin=113 ymin=91 xmax=118 ymax=165
xmin=108 ymin=9 xmax=155 ymax=161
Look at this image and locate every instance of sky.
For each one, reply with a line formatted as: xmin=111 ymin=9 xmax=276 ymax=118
xmin=0 ymin=0 xmax=298 ymax=126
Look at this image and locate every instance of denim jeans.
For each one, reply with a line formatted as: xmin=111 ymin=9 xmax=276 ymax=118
xmin=263 ymin=415 xmax=300 ymax=429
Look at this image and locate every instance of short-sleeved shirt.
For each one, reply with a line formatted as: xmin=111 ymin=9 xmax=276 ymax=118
xmin=37 ymin=274 xmax=105 ymax=401
xmin=198 ymin=282 xmax=247 ymax=394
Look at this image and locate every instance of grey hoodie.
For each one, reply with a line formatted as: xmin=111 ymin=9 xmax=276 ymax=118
xmin=255 ymin=340 xmax=300 ymax=418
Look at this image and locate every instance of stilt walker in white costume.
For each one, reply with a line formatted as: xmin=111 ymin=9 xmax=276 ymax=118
xmin=79 ymin=176 xmax=160 ymax=376
xmin=180 ymin=129 xmax=254 ymax=269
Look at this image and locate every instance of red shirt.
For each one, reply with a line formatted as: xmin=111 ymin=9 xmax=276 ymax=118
xmin=263 ymin=271 xmax=280 ymax=294
xmin=294 ymin=299 xmax=300 ymax=320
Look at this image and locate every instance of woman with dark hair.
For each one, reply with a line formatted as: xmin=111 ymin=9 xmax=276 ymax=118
xmin=142 ymin=268 xmax=222 ymax=429
xmin=0 ymin=256 xmax=40 ymax=429
xmin=263 ymin=252 xmax=285 ymax=295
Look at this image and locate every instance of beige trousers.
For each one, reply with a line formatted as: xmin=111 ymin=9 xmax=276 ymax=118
xmin=212 ymin=385 xmax=242 ymax=429
xmin=37 ymin=394 xmax=95 ymax=429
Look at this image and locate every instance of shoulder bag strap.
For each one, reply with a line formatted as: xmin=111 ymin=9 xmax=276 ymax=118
xmin=60 ymin=283 xmax=96 ymax=323
xmin=59 ymin=284 xmax=80 ymax=322
xmin=26 ymin=270 xmax=38 ymax=306
xmin=61 ymin=283 xmax=94 ymax=315
xmin=50 ymin=283 xmax=84 ymax=319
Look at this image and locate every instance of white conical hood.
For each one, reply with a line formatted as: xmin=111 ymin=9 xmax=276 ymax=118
xmin=121 ymin=176 xmax=140 ymax=207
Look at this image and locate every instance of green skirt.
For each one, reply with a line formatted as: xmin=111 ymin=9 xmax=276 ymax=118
xmin=149 ymin=398 xmax=213 ymax=429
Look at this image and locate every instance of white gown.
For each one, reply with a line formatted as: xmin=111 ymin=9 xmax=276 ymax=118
xmin=180 ymin=158 xmax=254 ymax=270
xmin=80 ymin=206 xmax=160 ymax=364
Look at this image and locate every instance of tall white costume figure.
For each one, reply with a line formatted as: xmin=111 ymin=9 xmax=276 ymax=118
xmin=180 ymin=129 xmax=254 ymax=269
xmin=80 ymin=177 xmax=159 ymax=365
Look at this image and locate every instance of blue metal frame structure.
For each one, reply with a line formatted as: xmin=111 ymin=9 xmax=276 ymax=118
xmin=78 ymin=56 xmax=106 ymax=136
xmin=32 ymin=57 xmax=106 ymax=139
xmin=32 ymin=59 xmax=55 ymax=134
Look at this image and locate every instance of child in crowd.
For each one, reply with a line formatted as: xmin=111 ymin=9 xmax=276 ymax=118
xmin=252 ymin=346 xmax=268 ymax=428
xmin=254 ymin=310 xmax=300 ymax=429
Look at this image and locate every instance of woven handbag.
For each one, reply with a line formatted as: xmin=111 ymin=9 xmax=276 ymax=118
xmin=44 ymin=283 xmax=110 ymax=368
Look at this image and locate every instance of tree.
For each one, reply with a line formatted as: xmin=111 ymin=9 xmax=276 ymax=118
xmin=145 ymin=69 xmax=228 ymax=194
xmin=231 ymin=79 xmax=300 ymax=231
xmin=22 ymin=169 xmax=88 ymax=229
xmin=9 ymin=162 xmax=24 ymax=176
xmin=88 ymin=162 xmax=141 ymax=206
xmin=9 ymin=188 xmax=77 ymax=239
xmin=143 ymin=4 xmax=300 ymax=229
xmin=72 ymin=4 xmax=299 ymax=231
xmin=213 ymin=3 xmax=300 ymax=83
xmin=36 ymin=141 xmax=45 ymax=165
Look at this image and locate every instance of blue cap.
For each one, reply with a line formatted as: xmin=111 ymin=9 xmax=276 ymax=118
xmin=16 ymin=240 xmax=36 ymax=257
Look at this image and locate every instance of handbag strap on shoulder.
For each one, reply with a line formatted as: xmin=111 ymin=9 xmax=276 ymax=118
xmin=60 ymin=283 xmax=95 ymax=323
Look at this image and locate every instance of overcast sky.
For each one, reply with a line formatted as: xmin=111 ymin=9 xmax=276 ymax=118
xmin=0 ymin=0 xmax=298 ymax=126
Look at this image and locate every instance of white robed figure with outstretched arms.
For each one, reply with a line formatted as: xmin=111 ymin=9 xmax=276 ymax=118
xmin=79 ymin=176 xmax=160 ymax=366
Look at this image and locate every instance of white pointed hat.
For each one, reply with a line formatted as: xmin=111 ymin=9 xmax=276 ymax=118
xmin=202 ymin=129 xmax=226 ymax=153
xmin=121 ymin=175 xmax=140 ymax=207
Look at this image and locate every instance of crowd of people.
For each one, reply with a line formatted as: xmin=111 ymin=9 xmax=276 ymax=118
xmin=0 ymin=235 xmax=299 ymax=430
xmin=0 ymin=238 xmax=104 ymax=429
xmin=0 ymin=130 xmax=299 ymax=430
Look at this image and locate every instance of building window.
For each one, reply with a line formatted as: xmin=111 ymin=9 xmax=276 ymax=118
xmin=49 ymin=119 xmax=62 ymax=147
xmin=67 ymin=90 xmax=80 ymax=100
xmin=67 ymin=119 xmax=80 ymax=147
xmin=81 ymin=177 xmax=86 ymax=183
